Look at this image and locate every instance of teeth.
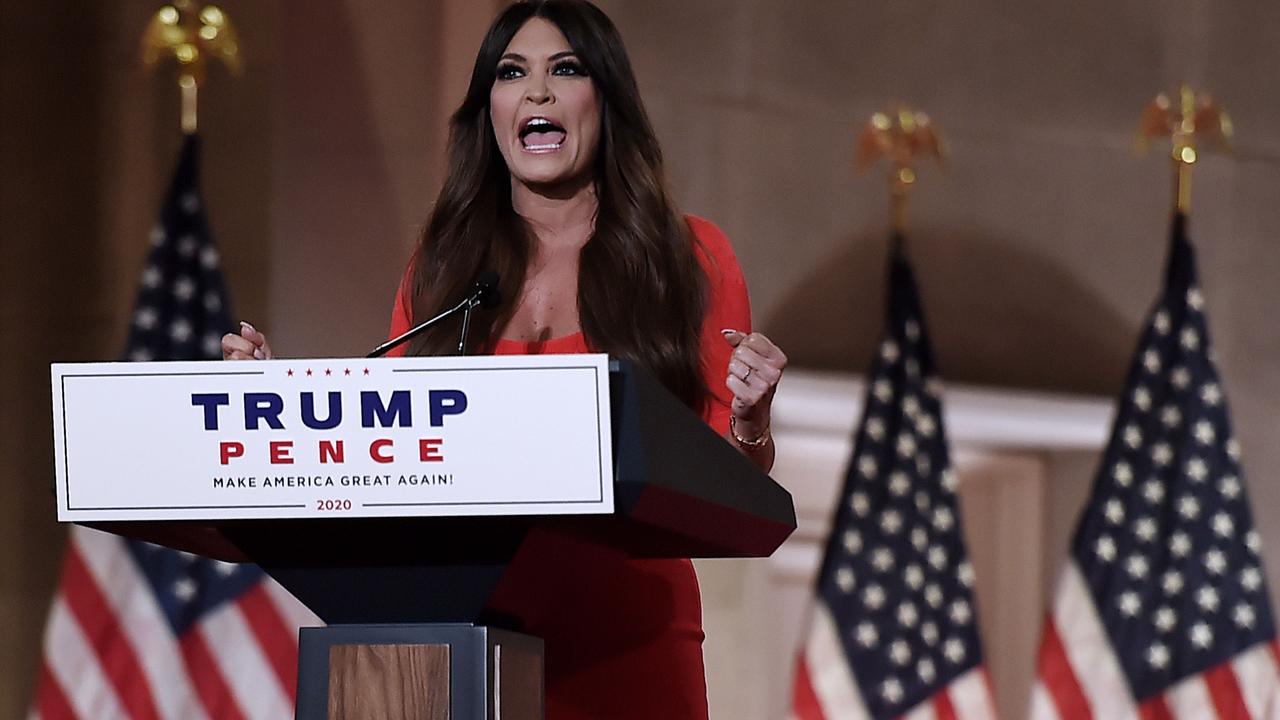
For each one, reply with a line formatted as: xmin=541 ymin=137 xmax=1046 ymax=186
xmin=521 ymin=117 xmax=565 ymax=134
xmin=520 ymin=116 xmax=565 ymax=151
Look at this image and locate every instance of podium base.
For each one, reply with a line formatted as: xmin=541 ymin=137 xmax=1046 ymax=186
xmin=297 ymin=624 xmax=543 ymax=720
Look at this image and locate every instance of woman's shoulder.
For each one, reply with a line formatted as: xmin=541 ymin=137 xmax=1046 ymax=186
xmin=684 ymin=214 xmax=741 ymax=270
xmin=685 ymin=213 xmax=730 ymax=247
xmin=684 ymin=214 xmax=748 ymax=313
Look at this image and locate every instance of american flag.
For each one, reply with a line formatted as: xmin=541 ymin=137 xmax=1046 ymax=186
xmin=30 ymin=136 xmax=320 ymax=720
xmin=792 ymin=241 xmax=998 ymax=720
xmin=1031 ymin=213 xmax=1280 ymax=720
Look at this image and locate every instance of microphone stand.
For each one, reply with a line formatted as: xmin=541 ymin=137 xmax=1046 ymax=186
xmin=366 ymin=296 xmax=472 ymax=358
xmin=456 ymin=295 xmax=480 ymax=354
xmin=366 ymin=276 xmax=498 ymax=358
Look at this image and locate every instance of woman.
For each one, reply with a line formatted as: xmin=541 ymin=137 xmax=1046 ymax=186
xmin=224 ymin=1 xmax=787 ymax=716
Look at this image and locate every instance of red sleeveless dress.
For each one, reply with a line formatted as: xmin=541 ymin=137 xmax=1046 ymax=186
xmin=387 ymin=216 xmax=751 ymax=719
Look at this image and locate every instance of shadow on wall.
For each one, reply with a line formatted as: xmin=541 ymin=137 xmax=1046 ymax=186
xmin=270 ymin=0 xmax=413 ymax=357
xmin=0 ymin=4 xmax=112 ymax=716
xmin=763 ymin=228 xmax=1137 ymax=397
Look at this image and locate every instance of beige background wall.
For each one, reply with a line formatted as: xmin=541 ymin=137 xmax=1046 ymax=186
xmin=2 ymin=0 xmax=1278 ymax=716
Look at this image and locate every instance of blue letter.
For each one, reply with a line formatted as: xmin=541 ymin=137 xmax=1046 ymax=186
xmin=301 ymin=391 xmax=343 ymax=430
xmin=428 ymin=389 xmax=468 ymax=427
xmin=361 ymin=390 xmax=412 ymax=428
xmin=244 ymin=392 xmax=285 ymax=430
xmin=191 ymin=393 xmax=229 ymax=430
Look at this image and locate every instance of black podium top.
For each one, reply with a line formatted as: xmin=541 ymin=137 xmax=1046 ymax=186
xmin=97 ymin=360 xmax=795 ymax=625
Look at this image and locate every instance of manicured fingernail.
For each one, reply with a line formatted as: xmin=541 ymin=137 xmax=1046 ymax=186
xmin=240 ymin=321 xmax=255 ymax=332
xmin=253 ymin=348 xmax=265 ymax=360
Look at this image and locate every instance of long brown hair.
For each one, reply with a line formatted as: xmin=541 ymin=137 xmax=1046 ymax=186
xmin=406 ymin=0 xmax=709 ymax=409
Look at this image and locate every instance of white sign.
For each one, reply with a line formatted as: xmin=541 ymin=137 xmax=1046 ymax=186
xmin=51 ymin=354 xmax=614 ymax=521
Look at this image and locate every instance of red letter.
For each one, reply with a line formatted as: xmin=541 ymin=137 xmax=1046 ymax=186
xmin=270 ymin=440 xmax=295 ymax=464
xmin=370 ymin=439 xmax=394 ymax=463
xmin=319 ymin=440 xmax=345 ymax=464
xmin=219 ymin=441 xmax=244 ymax=465
xmin=419 ymin=438 xmax=444 ymax=462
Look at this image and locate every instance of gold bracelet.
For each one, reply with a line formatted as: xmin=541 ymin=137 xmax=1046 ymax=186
xmin=730 ymin=415 xmax=771 ymax=449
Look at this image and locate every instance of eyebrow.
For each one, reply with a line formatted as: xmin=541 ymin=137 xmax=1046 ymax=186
xmin=499 ymin=50 xmax=579 ymax=63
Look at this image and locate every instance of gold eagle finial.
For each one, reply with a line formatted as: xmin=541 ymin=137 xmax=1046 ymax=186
xmin=1136 ymin=85 xmax=1232 ymax=214
xmin=141 ymin=1 xmax=242 ymax=133
xmin=856 ymin=105 xmax=946 ymax=235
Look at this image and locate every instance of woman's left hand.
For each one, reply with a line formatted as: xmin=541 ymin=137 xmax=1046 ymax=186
xmin=721 ymin=329 xmax=787 ymax=446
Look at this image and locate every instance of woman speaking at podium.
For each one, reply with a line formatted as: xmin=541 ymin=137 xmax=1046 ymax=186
xmin=224 ymin=1 xmax=787 ymax=716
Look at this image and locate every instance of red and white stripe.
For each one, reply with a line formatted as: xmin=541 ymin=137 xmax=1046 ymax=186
xmin=792 ymin=602 xmax=999 ymax=720
xmin=31 ymin=527 xmax=321 ymax=720
xmin=1032 ymin=560 xmax=1280 ymax=720
xmin=793 ymin=603 xmax=873 ymax=720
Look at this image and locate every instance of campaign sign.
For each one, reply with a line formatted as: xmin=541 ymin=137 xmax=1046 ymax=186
xmin=51 ymin=354 xmax=614 ymax=521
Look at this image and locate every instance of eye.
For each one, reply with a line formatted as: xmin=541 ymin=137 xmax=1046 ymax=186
xmin=552 ymin=60 xmax=588 ymax=77
xmin=496 ymin=62 xmax=525 ymax=81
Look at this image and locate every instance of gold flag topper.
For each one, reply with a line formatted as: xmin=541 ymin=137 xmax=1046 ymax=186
xmin=1136 ymin=85 xmax=1233 ymax=214
xmin=141 ymin=1 xmax=242 ymax=134
xmin=856 ymin=105 xmax=946 ymax=235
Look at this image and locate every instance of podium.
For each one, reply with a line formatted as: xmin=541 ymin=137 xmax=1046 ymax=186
xmin=52 ymin=356 xmax=796 ymax=719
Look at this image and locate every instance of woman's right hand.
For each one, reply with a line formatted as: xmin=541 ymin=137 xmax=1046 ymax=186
xmin=221 ymin=321 xmax=274 ymax=360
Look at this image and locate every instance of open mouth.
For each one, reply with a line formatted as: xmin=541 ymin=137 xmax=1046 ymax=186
xmin=519 ymin=117 xmax=567 ymax=152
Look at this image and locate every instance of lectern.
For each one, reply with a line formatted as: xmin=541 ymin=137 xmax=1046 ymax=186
xmin=52 ymin=355 xmax=796 ymax=719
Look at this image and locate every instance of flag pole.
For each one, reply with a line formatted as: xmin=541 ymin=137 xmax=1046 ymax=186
xmin=790 ymin=105 xmax=998 ymax=720
xmin=1032 ymin=91 xmax=1275 ymax=720
xmin=1135 ymin=84 xmax=1233 ymax=217
xmin=141 ymin=1 xmax=242 ymax=135
xmin=855 ymin=105 xmax=946 ymax=240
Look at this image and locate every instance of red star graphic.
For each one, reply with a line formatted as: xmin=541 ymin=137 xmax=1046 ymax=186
xmin=343 ymin=368 xmax=351 ymax=376
xmin=306 ymin=369 xmax=313 ymax=377
xmin=363 ymin=368 xmax=370 ymax=376
xmin=325 ymin=368 xmax=332 ymax=376
xmin=287 ymin=369 xmax=294 ymax=377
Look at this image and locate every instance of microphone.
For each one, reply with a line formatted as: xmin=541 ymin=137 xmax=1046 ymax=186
xmin=472 ymin=271 xmax=502 ymax=310
xmin=456 ymin=271 xmax=501 ymax=353
xmin=366 ymin=272 xmax=502 ymax=358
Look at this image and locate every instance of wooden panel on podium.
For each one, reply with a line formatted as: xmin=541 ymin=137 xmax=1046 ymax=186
xmin=298 ymin=624 xmax=544 ymax=720
xmin=495 ymin=641 xmax=543 ymax=719
xmin=328 ymin=644 xmax=450 ymax=720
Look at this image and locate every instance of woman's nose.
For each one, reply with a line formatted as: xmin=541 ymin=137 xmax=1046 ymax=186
xmin=525 ymin=77 xmax=552 ymax=104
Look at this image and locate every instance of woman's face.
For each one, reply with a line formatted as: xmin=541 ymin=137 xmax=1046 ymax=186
xmin=490 ymin=18 xmax=602 ymax=192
